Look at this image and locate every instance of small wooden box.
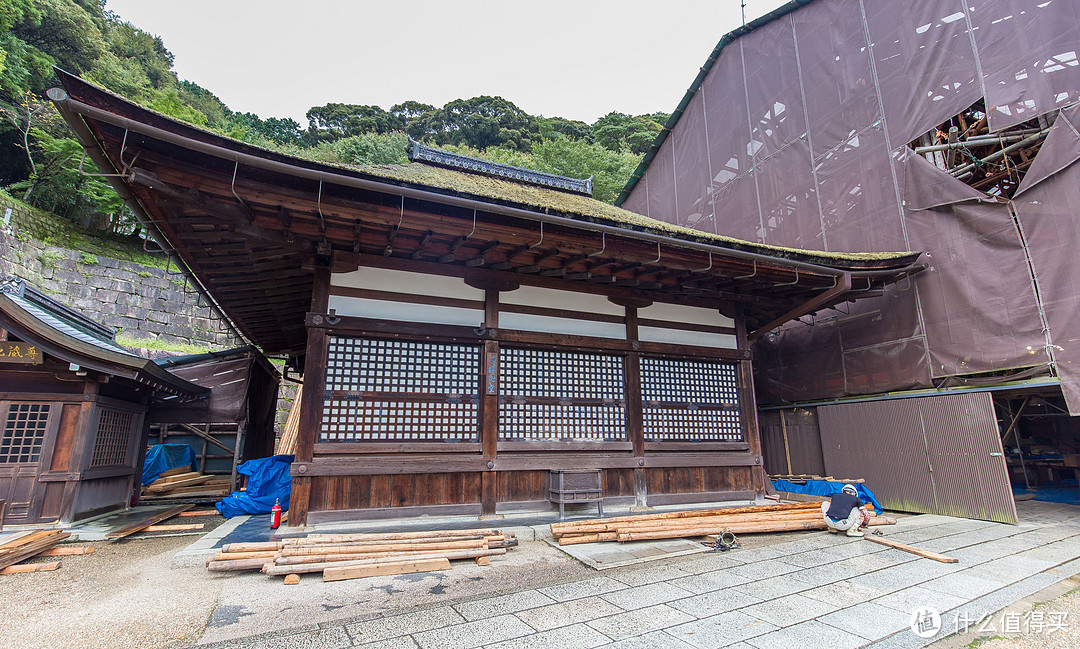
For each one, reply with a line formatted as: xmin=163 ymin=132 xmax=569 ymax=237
xmin=1063 ymin=454 xmax=1080 ymax=468
xmin=549 ymin=470 xmax=603 ymax=520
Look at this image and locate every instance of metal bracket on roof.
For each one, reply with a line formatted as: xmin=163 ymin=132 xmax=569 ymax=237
xmin=774 ymin=269 xmax=800 ymax=287
xmin=528 ymin=222 xmax=545 ymax=250
xmin=648 ymin=241 xmax=662 ymax=265
xmin=316 ymin=180 xmax=326 ymax=233
xmin=692 ymin=252 xmax=713 ymax=273
xmin=384 ymin=196 xmax=405 ymax=257
xmin=588 ymin=233 xmax=607 ymax=258
xmin=231 ymin=161 xmax=254 ymax=221
xmin=733 ymin=260 xmax=757 ymax=279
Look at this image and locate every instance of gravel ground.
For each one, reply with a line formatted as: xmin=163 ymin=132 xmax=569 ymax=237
xmin=0 ymin=534 xmax=221 ymax=649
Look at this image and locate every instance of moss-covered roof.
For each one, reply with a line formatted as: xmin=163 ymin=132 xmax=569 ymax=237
xmin=327 ymin=158 xmax=917 ymax=266
xmin=55 ymin=69 xmax=917 ymax=270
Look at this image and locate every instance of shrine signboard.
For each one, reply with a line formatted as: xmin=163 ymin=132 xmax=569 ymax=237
xmin=0 ymin=342 xmax=43 ymax=365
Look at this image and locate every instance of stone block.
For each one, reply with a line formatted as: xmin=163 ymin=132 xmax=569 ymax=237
xmin=96 ymin=289 xmax=119 ymax=304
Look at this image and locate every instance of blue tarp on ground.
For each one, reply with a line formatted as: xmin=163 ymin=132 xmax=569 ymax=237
xmin=772 ymin=479 xmax=885 ymax=515
xmin=142 ymin=444 xmax=198 ymax=485
xmin=1013 ymin=486 xmax=1080 ymax=505
xmin=216 ymin=454 xmax=294 ymax=519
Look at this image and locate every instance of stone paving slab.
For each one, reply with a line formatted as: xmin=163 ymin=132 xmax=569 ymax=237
xmin=665 ymin=610 xmax=779 ymax=648
xmin=550 ymin=537 xmax=709 ymax=570
xmin=513 ymin=596 xmax=625 ymax=632
xmin=190 ymin=502 xmax=1080 ymax=649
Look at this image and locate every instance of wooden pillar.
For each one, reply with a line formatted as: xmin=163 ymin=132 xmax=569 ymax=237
xmin=289 ymin=266 xmax=330 ymax=527
xmin=624 ymin=306 xmax=647 ymax=507
xmin=735 ymin=314 xmax=765 ymax=499
xmin=479 ymin=289 xmax=499 ymax=516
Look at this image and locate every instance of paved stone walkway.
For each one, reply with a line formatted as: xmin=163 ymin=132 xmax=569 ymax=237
xmin=195 ymin=502 xmax=1080 ymax=649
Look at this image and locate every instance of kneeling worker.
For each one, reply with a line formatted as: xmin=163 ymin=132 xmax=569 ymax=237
xmin=822 ymin=484 xmax=869 ymax=537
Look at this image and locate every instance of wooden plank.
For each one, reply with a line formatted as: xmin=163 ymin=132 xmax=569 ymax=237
xmin=145 ymin=523 xmax=205 ymax=532
xmin=104 ymin=504 xmax=195 ymax=540
xmin=0 ymin=530 xmax=71 ymax=569
xmin=177 ymin=509 xmax=220 ymax=517
xmin=863 ymin=535 xmax=959 ymax=563
xmin=145 ymin=475 xmax=213 ymax=493
xmin=322 ymin=557 xmax=452 ymax=582
xmin=38 ymin=546 xmax=95 ymax=556
xmin=263 ymin=548 xmax=506 ymax=575
xmin=157 ymin=466 xmax=194 ymax=478
xmin=1 ymin=561 xmax=61 ymax=574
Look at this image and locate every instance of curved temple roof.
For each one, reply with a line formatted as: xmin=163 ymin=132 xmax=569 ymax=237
xmin=49 ymin=70 xmax=923 ymax=355
xmin=0 ymin=277 xmax=206 ymax=398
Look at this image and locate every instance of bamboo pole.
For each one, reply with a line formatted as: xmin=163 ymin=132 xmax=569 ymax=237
xmin=550 ymin=502 xmax=821 ymax=536
xmin=279 ymin=538 xmax=488 ymax=557
xmin=262 ymin=548 xmax=506 ymax=576
xmin=287 ymin=529 xmax=506 ymax=544
xmin=207 ymin=557 xmax=275 ymax=572
xmin=864 ymin=535 xmax=958 ymax=563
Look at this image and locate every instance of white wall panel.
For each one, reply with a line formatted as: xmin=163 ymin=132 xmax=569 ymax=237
xmin=637 ymin=326 xmax=737 ymax=349
xmin=500 ymin=285 xmax=624 ymax=316
xmin=328 ymin=296 xmax=483 ymax=327
xmin=331 ymin=267 xmax=484 ymax=300
xmin=638 ymin=302 xmax=733 ymax=328
xmin=500 ymin=312 xmax=625 ymax=339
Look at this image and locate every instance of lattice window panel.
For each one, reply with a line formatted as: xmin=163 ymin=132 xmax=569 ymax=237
xmin=640 ymin=357 xmax=743 ymax=441
xmin=500 ymin=348 xmax=624 ymax=399
xmin=321 ymin=337 xmax=480 ymax=442
xmin=0 ymin=403 xmax=49 ymax=463
xmin=499 ymin=403 xmax=625 ymax=441
xmin=90 ymin=408 xmax=134 ymax=467
xmin=321 ymin=399 xmax=478 ymax=441
xmin=499 ymin=348 xmax=627 ymax=441
xmin=326 ymin=337 xmax=479 ymax=394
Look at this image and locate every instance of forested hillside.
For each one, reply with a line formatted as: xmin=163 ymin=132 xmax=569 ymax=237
xmin=0 ymin=0 xmax=666 ymax=237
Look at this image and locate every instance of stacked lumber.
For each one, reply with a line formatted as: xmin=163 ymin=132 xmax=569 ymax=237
xmin=0 ymin=530 xmax=71 ymax=572
xmin=769 ymin=474 xmax=865 ymax=484
xmin=207 ymin=528 xmax=517 ymax=582
xmin=550 ymin=502 xmax=896 ymax=545
xmin=141 ymin=467 xmax=232 ymax=501
xmin=275 ymin=384 xmax=302 ymax=455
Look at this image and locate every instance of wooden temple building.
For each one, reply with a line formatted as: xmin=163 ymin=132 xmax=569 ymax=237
xmin=0 ymin=277 xmax=207 ymax=523
xmin=48 ymin=71 xmax=925 ymax=525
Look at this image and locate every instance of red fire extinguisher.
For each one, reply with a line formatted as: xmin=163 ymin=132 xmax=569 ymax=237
xmin=270 ymin=499 xmax=282 ymax=529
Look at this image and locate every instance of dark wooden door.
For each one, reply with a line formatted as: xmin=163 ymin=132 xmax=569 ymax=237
xmin=0 ymin=401 xmax=55 ymax=522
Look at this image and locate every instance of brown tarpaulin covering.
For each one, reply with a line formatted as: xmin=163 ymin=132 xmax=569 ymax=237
xmin=624 ymin=0 xmax=1080 ymax=409
xmin=149 ymin=350 xmax=280 ymax=460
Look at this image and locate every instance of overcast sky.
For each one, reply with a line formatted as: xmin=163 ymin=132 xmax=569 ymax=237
xmin=103 ymin=1 xmax=789 ymax=127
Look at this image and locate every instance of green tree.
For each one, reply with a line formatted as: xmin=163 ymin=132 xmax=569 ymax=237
xmin=591 ymin=111 xmax=667 ymax=155
xmin=420 ymin=96 xmax=541 ymax=151
xmin=306 ymin=102 xmax=402 ymax=142
xmin=538 ymin=116 xmax=592 ymax=142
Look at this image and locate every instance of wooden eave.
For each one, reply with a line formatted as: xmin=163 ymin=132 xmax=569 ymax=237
xmin=0 ymin=293 xmax=208 ymax=398
xmin=52 ymin=71 xmax=924 ymax=357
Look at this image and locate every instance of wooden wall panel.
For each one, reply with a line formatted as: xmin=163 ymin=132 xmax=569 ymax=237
xmin=497 ymin=470 xmax=549 ymax=502
xmin=603 ymin=468 xmax=634 ymax=497
xmin=414 ymin=473 xmax=445 ymax=506
xmin=40 ymin=481 xmax=65 ymax=519
xmin=308 ymin=472 xmax=484 ymax=515
xmin=48 ymin=404 xmax=81 ymax=472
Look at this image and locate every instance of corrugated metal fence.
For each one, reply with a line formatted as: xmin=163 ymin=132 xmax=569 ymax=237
xmin=816 ymin=392 xmax=1016 ymax=523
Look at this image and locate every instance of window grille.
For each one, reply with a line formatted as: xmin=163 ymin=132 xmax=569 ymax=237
xmin=499 ymin=348 xmax=626 ymax=441
xmin=320 ymin=337 xmax=479 ymax=442
xmin=90 ymin=408 xmax=134 ymax=467
xmin=0 ymin=403 xmax=49 ymax=463
xmin=640 ymin=357 xmax=743 ymax=441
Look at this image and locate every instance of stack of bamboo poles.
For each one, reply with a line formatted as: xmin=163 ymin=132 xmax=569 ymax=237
xmin=0 ymin=530 xmax=71 ymax=574
xmin=207 ymin=528 xmax=516 ymax=582
xmin=551 ymin=502 xmax=896 ymax=545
